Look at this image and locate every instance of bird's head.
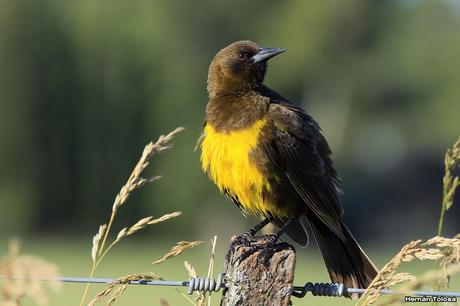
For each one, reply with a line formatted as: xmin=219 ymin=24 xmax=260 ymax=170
xmin=207 ymin=40 xmax=284 ymax=97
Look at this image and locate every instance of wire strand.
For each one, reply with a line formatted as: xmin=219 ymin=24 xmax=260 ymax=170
xmin=2 ymin=274 xmax=460 ymax=298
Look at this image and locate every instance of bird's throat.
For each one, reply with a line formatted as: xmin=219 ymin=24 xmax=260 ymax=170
xmin=205 ymin=94 xmax=269 ymax=133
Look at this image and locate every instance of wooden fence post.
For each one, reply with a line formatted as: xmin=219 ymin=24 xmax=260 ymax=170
xmin=220 ymin=236 xmax=296 ymax=306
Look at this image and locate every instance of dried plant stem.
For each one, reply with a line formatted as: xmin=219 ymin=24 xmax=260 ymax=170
xmin=207 ymin=236 xmax=218 ymax=280
xmin=206 ymin=236 xmax=218 ymax=306
xmin=437 ymin=210 xmax=446 ymax=238
xmin=79 ymin=127 xmax=184 ymax=306
xmin=97 ymin=214 xmax=116 ymax=264
xmin=358 ymin=236 xmax=460 ymax=305
xmin=80 ymin=213 xmax=116 ymax=306
xmin=376 ymin=263 xmax=460 ymax=306
xmin=88 ymin=273 xmax=162 ymax=306
xmin=437 ymin=138 xmax=460 ymax=237
xmin=174 ymin=288 xmax=197 ymax=306
xmin=433 ymin=138 xmax=460 ymax=304
xmin=80 ymin=263 xmax=98 ymax=306
xmin=95 ymin=215 xmax=125 ymax=266
xmin=152 ymin=241 xmax=204 ymax=265
xmin=79 ymin=197 xmax=127 ymax=306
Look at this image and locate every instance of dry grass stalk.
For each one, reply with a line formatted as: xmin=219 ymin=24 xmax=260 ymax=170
xmin=97 ymin=127 xmax=184 ymax=263
xmin=184 ymin=261 xmax=205 ymax=305
xmin=91 ymin=224 xmax=107 ymax=262
xmin=433 ymin=138 xmax=460 ymax=302
xmin=358 ymin=236 xmax=460 ymax=305
xmin=111 ymin=127 xmax=185 ymax=214
xmin=363 ymin=138 xmax=460 ymax=305
xmin=375 ymin=263 xmax=460 ymax=306
xmin=182 ymin=236 xmax=219 ymax=306
xmin=426 ymin=236 xmax=460 ymax=287
xmin=81 ymin=127 xmax=184 ymax=306
xmin=437 ymin=137 xmax=459 ymax=237
xmin=184 ymin=261 xmax=197 ymax=278
xmin=206 ymin=236 xmax=218 ymax=281
xmin=107 ymin=285 xmax=129 ymax=306
xmin=153 ymin=241 xmax=204 ymax=265
xmin=205 ymin=236 xmax=218 ymax=306
xmin=114 ymin=212 xmax=182 ymax=244
xmin=89 ymin=265 xmax=198 ymax=306
xmin=441 ymin=137 xmax=460 ymax=214
xmin=0 ymin=239 xmax=60 ymax=306
xmin=88 ymin=272 xmax=162 ymax=306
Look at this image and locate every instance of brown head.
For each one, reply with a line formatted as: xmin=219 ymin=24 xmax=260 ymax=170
xmin=207 ymin=40 xmax=284 ymax=97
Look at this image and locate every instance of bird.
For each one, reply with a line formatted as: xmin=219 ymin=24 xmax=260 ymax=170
xmin=198 ymin=40 xmax=378 ymax=292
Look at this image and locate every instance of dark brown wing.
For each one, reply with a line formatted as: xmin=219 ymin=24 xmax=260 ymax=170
xmin=264 ymin=101 xmax=345 ymax=240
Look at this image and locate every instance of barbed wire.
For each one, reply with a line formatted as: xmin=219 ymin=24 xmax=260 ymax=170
xmin=291 ymin=282 xmax=460 ymax=298
xmin=2 ymin=273 xmax=460 ymax=298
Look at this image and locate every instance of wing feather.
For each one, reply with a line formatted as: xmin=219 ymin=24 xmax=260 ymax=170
xmin=264 ymin=102 xmax=345 ymax=240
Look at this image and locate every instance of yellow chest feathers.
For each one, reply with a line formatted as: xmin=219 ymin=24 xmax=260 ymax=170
xmin=200 ymin=119 xmax=272 ymax=216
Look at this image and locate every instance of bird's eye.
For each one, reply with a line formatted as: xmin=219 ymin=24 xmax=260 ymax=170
xmin=238 ymin=51 xmax=248 ymax=60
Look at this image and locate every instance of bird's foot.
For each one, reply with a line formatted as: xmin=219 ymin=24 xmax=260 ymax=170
xmin=231 ymin=234 xmax=289 ymax=267
xmin=251 ymin=235 xmax=290 ymax=266
xmin=259 ymin=235 xmax=285 ymax=265
xmin=224 ymin=231 xmax=257 ymax=270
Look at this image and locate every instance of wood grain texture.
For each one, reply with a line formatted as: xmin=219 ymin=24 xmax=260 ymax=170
xmin=221 ymin=236 xmax=296 ymax=306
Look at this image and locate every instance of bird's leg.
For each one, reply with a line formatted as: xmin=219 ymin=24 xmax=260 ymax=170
xmin=239 ymin=217 xmax=272 ymax=241
xmin=225 ymin=217 xmax=271 ymax=268
xmin=240 ymin=217 xmax=297 ymax=265
xmin=267 ymin=217 xmax=296 ymax=244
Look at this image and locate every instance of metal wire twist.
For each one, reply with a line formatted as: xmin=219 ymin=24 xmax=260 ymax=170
xmin=187 ymin=272 xmax=226 ymax=294
xmin=292 ymin=282 xmax=344 ymax=298
xmin=4 ymin=274 xmax=460 ymax=299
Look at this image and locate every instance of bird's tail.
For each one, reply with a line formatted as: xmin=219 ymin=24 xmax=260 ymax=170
xmin=309 ymin=217 xmax=378 ymax=298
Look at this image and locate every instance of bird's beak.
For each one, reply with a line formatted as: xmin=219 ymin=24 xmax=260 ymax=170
xmin=251 ymin=47 xmax=285 ymax=64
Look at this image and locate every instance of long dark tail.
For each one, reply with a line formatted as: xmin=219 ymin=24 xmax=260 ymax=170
xmin=309 ymin=217 xmax=378 ymax=296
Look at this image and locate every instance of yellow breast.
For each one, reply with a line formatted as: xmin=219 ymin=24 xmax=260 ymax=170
xmin=200 ymin=119 xmax=273 ymax=216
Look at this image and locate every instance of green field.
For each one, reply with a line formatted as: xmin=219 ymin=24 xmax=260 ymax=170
xmin=2 ymin=238 xmax=459 ymax=306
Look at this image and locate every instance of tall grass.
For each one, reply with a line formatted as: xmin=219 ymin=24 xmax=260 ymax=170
xmin=80 ymin=128 xmax=186 ymax=306
xmin=437 ymin=138 xmax=460 ymax=237
xmin=433 ymin=138 xmax=460 ymax=304
xmin=358 ymin=138 xmax=460 ymax=305
xmin=82 ymin=127 xmax=219 ymax=306
xmin=358 ymin=236 xmax=460 ymax=305
xmin=183 ymin=236 xmax=218 ymax=306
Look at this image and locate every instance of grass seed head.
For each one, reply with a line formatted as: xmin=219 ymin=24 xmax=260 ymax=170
xmin=360 ymin=235 xmax=460 ymax=305
xmin=152 ymin=241 xmax=204 ymax=265
xmin=0 ymin=239 xmax=60 ymax=306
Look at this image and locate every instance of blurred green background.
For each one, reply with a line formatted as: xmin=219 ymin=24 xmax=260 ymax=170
xmin=0 ymin=0 xmax=459 ymax=305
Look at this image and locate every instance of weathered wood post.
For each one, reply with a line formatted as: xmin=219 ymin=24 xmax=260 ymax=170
xmin=221 ymin=236 xmax=296 ymax=306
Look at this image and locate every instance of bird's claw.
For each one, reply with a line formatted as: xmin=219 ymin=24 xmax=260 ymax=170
xmin=224 ymin=231 xmax=257 ymax=270
xmin=252 ymin=235 xmax=289 ymax=266
xmin=227 ymin=234 xmax=289 ymax=267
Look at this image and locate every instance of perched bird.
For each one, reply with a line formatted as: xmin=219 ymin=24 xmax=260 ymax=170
xmin=198 ymin=40 xmax=378 ymax=291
